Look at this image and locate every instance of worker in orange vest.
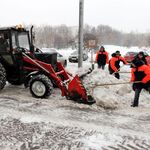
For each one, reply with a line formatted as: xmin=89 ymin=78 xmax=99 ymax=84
xmin=131 ymin=60 xmax=150 ymax=107
xmin=109 ymin=51 xmax=127 ymax=79
xmin=95 ymin=46 xmax=109 ymax=70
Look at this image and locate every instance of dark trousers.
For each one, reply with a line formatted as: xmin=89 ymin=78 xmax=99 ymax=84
xmin=132 ymin=82 xmax=150 ymax=107
xmin=114 ymin=73 xmax=120 ymax=79
xmin=98 ymin=64 xmax=105 ymax=70
xmin=109 ymin=70 xmax=120 ymax=79
xmin=132 ymin=88 xmax=142 ymax=107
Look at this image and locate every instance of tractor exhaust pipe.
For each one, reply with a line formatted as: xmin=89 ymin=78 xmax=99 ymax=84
xmin=30 ymin=25 xmax=34 ymax=45
xmin=30 ymin=26 xmax=35 ymax=53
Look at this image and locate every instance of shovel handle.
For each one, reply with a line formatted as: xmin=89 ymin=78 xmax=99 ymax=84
xmin=89 ymin=81 xmax=142 ymax=91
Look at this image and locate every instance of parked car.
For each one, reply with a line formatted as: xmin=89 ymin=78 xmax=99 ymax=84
xmin=68 ymin=50 xmax=88 ymax=62
xmin=124 ymin=51 xmax=150 ymax=63
xmin=57 ymin=53 xmax=67 ymax=67
xmin=41 ymin=48 xmax=67 ymax=67
xmin=124 ymin=52 xmax=138 ymax=63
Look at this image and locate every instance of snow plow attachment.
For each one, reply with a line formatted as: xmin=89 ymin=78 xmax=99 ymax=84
xmin=22 ymin=53 xmax=95 ymax=105
xmin=68 ymin=75 xmax=95 ymax=105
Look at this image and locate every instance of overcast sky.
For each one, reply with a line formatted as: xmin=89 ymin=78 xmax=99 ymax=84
xmin=0 ymin=0 xmax=150 ymax=33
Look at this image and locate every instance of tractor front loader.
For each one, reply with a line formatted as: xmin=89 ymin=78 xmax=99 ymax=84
xmin=0 ymin=25 xmax=95 ymax=105
xmin=23 ymin=52 xmax=95 ymax=104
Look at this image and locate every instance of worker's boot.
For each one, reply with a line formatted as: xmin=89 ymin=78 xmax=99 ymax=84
xmin=131 ymin=99 xmax=138 ymax=107
xmin=131 ymin=103 xmax=138 ymax=107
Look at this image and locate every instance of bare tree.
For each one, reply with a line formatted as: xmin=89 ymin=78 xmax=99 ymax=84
xmin=33 ymin=24 xmax=150 ymax=49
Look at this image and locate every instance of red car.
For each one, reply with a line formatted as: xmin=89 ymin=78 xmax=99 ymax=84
xmin=124 ymin=51 xmax=150 ymax=63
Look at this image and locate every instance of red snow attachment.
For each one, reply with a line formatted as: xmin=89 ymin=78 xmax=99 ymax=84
xmin=68 ymin=75 xmax=95 ymax=104
xmin=68 ymin=75 xmax=87 ymax=100
xmin=23 ymin=53 xmax=95 ymax=105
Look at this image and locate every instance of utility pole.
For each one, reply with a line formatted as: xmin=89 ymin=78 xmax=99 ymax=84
xmin=78 ymin=0 xmax=84 ymax=68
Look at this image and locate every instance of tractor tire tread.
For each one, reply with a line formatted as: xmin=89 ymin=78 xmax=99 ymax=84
xmin=0 ymin=63 xmax=6 ymax=90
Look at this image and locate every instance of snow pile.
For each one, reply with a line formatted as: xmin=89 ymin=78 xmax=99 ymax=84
xmin=82 ymin=69 xmax=133 ymax=109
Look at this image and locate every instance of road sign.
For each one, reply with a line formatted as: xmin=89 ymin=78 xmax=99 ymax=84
xmin=88 ymin=40 xmax=96 ymax=48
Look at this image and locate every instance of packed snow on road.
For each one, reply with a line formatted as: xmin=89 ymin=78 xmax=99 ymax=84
xmin=0 ymin=45 xmax=150 ymax=150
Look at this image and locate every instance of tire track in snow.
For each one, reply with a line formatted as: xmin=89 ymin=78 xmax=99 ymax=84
xmin=103 ymin=137 xmax=150 ymax=150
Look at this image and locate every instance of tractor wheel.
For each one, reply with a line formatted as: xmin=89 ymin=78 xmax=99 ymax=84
xmin=29 ymin=74 xmax=53 ymax=98
xmin=0 ymin=63 xmax=6 ymax=90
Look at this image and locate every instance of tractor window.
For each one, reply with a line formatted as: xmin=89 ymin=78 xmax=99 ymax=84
xmin=18 ymin=33 xmax=30 ymax=50
xmin=0 ymin=33 xmax=10 ymax=52
xmin=12 ymin=33 xmax=17 ymax=49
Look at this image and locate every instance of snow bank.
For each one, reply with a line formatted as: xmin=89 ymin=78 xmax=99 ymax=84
xmin=53 ymin=46 xmax=150 ymax=110
xmin=82 ymin=69 xmax=133 ymax=109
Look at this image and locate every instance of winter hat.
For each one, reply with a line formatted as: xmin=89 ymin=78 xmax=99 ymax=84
xmin=111 ymin=53 xmax=116 ymax=57
xmin=138 ymin=51 xmax=144 ymax=56
xmin=99 ymin=46 xmax=105 ymax=51
xmin=115 ymin=51 xmax=121 ymax=55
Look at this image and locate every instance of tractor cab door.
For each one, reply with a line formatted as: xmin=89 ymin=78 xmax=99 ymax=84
xmin=0 ymin=30 xmax=24 ymax=85
xmin=6 ymin=31 xmax=25 ymax=84
xmin=8 ymin=29 xmax=32 ymax=85
xmin=0 ymin=31 xmax=23 ymax=84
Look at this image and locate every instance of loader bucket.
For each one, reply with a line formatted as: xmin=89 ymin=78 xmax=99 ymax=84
xmin=68 ymin=75 xmax=95 ymax=105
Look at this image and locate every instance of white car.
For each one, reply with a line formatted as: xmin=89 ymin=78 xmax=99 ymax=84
xmin=41 ymin=48 xmax=67 ymax=67
xmin=68 ymin=50 xmax=88 ymax=62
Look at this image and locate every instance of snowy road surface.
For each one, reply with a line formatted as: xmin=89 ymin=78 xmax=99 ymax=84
xmin=0 ymin=47 xmax=150 ymax=149
xmin=0 ymin=86 xmax=150 ymax=150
